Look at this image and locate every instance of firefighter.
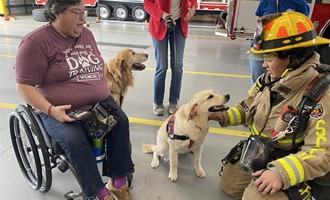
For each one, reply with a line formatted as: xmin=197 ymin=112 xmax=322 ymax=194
xmin=210 ymin=11 xmax=330 ymax=200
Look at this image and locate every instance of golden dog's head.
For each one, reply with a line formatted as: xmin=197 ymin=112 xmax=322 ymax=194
xmin=184 ymin=90 xmax=230 ymax=120
xmin=104 ymin=48 xmax=148 ymax=106
xmin=114 ymin=48 xmax=148 ymax=71
xmin=105 ymin=48 xmax=148 ymax=83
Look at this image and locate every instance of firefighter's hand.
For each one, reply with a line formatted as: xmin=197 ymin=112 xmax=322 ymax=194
xmin=252 ymin=169 xmax=283 ymax=195
xmin=185 ymin=6 xmax=195 ymax=21
xmin=208 ymin=112 xmax=225 ymax=126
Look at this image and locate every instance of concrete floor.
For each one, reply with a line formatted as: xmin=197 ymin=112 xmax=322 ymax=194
xmin=0 ymin=15 xmax=253 ymax=200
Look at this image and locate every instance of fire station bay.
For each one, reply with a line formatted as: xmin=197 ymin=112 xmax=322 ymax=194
xmin=1 ymin=0 xmax=330 ymax=200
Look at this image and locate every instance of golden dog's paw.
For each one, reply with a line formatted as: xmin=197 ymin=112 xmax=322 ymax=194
xmin=195 ymin=168 xmax=206 ymax=178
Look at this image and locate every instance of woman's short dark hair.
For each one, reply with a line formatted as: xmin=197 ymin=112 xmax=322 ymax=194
xmin=44 ymin=0 xmax=81 ymax=22
xmin=277 ymin=46 xmax=315 ymax=69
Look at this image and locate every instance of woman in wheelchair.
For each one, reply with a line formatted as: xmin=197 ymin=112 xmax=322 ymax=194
xmin=14 ymin=0 xmax=134 ymax=199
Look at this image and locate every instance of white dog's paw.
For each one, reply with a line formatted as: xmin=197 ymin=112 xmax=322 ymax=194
xmin=168 ymin=172 xmax=178 ymax=182
xmin=151 ymin=157 xmax=160 ymax=168
xmin=195 ymin=168 xmax=206 ymax=178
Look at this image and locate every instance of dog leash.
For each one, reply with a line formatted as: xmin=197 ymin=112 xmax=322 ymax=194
xmin=173 ymin=20 xmax=178 ymax=104
xmin=165 ymin=15 xmax=179 ymax=105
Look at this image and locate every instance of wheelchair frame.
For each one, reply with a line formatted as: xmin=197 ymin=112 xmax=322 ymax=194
xmin=9 ymin=104 xmax=86 ymax=200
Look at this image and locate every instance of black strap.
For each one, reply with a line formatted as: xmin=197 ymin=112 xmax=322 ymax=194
xmin=261 ymin=29 xmax=317 ymax=51
xmin=303 ymin=73 xmax=330 ymax=103
xmin=291 ymin=73 xmax=330 ymax=150
xmin=170 ymin=134 xmax=190 ymax=141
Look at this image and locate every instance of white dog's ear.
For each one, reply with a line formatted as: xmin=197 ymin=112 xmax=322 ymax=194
xmin=187 ymin=103 xmax=198 ymax=120
xmin=107 ymin=58 xmax=124 ymax=82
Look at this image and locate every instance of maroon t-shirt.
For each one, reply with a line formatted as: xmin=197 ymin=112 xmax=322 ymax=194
xmin=16 ymin=24 xmax=109 ymax=112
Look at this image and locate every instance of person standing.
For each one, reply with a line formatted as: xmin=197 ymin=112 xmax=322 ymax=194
xmin=144 ymin=0 xmax=197 ymax=116
xmin=15 ymin=0 xmax=134 ymax=199
xmin=248 ymin=0 xmax=310 ymax=85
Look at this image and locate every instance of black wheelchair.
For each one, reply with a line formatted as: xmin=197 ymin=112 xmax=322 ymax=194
xmin=9 ymin=104 xmax=134 ymax=199
xmin=9 ymin=104 xmax=86 ymax=199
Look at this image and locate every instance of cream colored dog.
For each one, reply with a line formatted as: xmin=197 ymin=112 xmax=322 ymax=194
xmin=142 ymin=90 xmax=230 ymax=181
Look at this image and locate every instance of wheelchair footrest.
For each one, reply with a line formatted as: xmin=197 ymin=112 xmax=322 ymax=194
xmin=57 ymin=159 xmax=69 ymax=173
xmin=64 ymin=190 xmax=85 ymax=200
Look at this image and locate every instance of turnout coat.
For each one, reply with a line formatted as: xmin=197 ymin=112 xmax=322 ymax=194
xmin=219 ymin=52 xmax=330 ymax=189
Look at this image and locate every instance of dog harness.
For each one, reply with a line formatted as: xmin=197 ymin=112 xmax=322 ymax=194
xmin=166 ymin=112 xmax=195 ymax=149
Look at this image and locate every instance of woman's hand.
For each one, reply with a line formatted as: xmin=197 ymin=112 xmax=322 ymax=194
xmin=252 ymin=169 xmax=283 ymax=195
xmin=51 ymin=105 xmax=76 ymax=122
xmin=185 ymin=6 xmax=195 ymax=21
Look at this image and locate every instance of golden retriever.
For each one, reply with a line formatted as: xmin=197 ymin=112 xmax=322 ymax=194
xmin=142 ymin=90 xmax=230 ymax=181
xmin=104 ymin=48 xmax=148 ymax=107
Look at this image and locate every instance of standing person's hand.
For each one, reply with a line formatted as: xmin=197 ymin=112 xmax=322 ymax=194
xmin=162 ymin=12 xmax=176 ymax=27
xmin=252 ymin=169 xmax=283 ymax=195
xmin=185 ymin=6 xmax=196 ymax=21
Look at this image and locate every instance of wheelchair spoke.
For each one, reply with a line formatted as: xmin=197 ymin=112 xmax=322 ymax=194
xmin=17 ymin=129 xmax=38 ymax=181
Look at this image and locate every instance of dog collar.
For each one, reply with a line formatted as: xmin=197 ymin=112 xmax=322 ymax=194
xmin=167 ymin=112 xmax=195 ymax=149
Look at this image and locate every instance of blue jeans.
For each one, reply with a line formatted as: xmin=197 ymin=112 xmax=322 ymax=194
xmin=152 ymin=19 xmax=186 ymax=105
xmin=249 ymin=60 xmax=265 ymax=86
xmin=38 ymin=97 xmax=134 ymax=198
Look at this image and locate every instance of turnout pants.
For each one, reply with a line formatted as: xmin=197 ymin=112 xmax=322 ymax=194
xmin=220 ymin=162 xmax=289 ymax=200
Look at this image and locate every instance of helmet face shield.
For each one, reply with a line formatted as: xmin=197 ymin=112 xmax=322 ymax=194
xmin=253 ymin=19 xmax=264 ymax=51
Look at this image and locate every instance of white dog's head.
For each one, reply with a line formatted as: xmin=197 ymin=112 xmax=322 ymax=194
xmin=184 ymin=90 xmax=229 ymax=120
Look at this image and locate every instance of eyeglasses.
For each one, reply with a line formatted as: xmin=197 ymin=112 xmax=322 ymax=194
xmin=263 ymin=52 xmax=278 ymax=62
xmin=67 ymin=9 xmax=85 ymax=18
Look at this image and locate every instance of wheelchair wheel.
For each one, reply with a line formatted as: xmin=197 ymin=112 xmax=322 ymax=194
xmin=9 ymin=111 xmax=42 ymax=190
xmin=15 ymin=105 xmax=52 ymax=193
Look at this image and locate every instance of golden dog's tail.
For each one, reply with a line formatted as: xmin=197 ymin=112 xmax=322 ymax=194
xmin=141 ymin=143 xmax=155 ymax=154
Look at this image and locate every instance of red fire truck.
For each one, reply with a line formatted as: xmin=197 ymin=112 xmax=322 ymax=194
xmin=215 ymin=0 xmax=330 ymax=64
xmin=97 ymin=0 xmax=228 ymax=21
xmin=33 ymin=0 xmax=228 ymax=22
xmin=32 ymin=0 xmax=147 ymax=22
xmin=196 ymin=0 xmax=228 ymax=14
xmin=34 ymin=0 xmax=98 ymax=7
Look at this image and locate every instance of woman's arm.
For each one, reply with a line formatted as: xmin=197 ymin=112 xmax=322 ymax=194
xmin=143 ymin=0 xmax=164 ymax=21
xmin=17 ymin=83 xmax=74 ymax=122
xmin=185 ymin=0 xmax=197 ymax=21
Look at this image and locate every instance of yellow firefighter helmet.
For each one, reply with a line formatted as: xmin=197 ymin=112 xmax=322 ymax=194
xmin=251 ymin=11 xmax=330 ymax=54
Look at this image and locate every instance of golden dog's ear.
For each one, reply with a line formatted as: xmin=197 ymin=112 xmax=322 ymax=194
xmin=106 ymin=58 xmax=125 ymax=82
xmin=187 ymin=103 xmax=198 ymax=120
